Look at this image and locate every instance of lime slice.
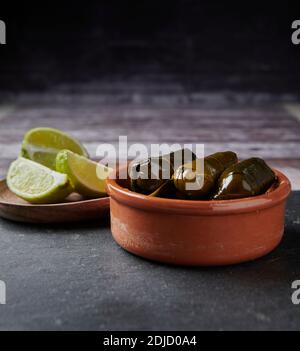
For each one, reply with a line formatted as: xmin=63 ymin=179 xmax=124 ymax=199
xmin=21 ymin=127 xmax=89 ymax=170
xmin=7 ymin=158 xmax=72 ymax=204
xmin=56 ymin=150 xmax=112 ymax=198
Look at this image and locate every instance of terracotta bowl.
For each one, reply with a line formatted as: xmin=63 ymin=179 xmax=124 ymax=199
xmin=106 ymin=169 xmax=291 ymax=266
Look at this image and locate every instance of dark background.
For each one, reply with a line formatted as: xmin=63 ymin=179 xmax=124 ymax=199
xmin=0 ymin=1 xmax=300 ymax=94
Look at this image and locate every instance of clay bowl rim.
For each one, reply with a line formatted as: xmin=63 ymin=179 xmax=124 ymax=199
xmin=106 ymin=169 xmax=291 ymax=216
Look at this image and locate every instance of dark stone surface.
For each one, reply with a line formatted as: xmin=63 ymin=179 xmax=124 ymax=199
xmin=0 ymin=192 xmax=299 ymax=331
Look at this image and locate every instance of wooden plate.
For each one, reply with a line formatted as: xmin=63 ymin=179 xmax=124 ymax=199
xmin=0 ymin=179 xmax=110 ymax=224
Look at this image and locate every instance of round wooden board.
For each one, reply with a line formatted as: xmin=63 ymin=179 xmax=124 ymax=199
xmin=0 ymin=179 xmax=110 ymax=224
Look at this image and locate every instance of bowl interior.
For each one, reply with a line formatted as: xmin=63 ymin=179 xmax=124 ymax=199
xmin=112 ymin=168 xmax=285 ymax=202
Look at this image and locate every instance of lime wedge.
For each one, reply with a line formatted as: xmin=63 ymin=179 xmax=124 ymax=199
xmin=56 ymin=150 xmax=112 ymax=198
xmin=21 ymin=127 xmax=88 ymax=170
xmin=7 ymin=158 xmax=72 ymax=204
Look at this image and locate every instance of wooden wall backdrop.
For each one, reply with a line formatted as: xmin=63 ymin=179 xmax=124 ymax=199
xmin=0 ymin=91 xmax=300 ymax=189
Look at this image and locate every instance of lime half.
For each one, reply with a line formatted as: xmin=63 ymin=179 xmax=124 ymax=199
xmin=7 ymin=158 xmax=72 ymax=204
xmin=21 ymin=127 xmax=88 ymax=170
xmin=56 ymin=150 xmax=112 ymax=198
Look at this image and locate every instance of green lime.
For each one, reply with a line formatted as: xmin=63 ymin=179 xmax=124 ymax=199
xmin=21 ymin=127 xmax=88 ymax=170
xmin=56 ymin=150 xmax=112 ymax=198
xmin=7 ymin=157 xmax=72 ymax=204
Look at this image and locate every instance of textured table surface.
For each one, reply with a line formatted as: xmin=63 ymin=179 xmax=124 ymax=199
xmin=0 ymin=92 xmax=300 ymax=189
xmin=0 ymin=192 xmax=299 ymax=331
